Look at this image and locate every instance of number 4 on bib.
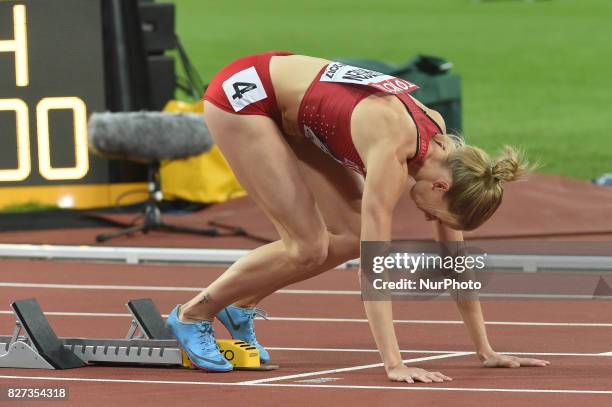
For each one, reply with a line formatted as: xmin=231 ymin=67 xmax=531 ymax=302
xmin=231 ymin=82 xmax=257 ymax=100
xmin=222 ymin=66 xmax=268 ymax=112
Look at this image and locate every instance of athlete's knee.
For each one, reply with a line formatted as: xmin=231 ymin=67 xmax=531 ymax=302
xmin=286 ymin=233 xmax=330 ymax=270
xmin=336 ymin=232 xmax=360 ymax=263
xmin=345 ymin=234 xmax=361 ymax=261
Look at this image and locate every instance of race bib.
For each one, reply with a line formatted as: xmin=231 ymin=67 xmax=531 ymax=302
xmin=320 ymin=62 xmax=419 ymax=94
xmin=222 ymin=66 xmax=267 ymax=112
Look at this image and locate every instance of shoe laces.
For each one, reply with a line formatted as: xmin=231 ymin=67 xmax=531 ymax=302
xmin=253 ymin=308 xmax=268 ymax=320
xmin=244 ymin=307 xmax=268 ymax=344
xmin=196 ymin=321 xmax=218 ymax=349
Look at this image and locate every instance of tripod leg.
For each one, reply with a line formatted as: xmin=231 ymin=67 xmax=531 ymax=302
xmin=96 ymin=224 xmax=147 ymax=243
xmin=158 ymin=222 xmax=219 ymax=237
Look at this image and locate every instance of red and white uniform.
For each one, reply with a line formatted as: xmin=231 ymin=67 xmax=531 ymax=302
xmin=204 ymin=53 xmax=443 ymax=176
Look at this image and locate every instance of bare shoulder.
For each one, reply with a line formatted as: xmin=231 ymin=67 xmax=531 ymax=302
xmin=351 ymin=94 xmax=417 ymax=161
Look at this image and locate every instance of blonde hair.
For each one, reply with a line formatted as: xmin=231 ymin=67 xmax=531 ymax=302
xmin=439 ymin=139 xmax=536 ymax=231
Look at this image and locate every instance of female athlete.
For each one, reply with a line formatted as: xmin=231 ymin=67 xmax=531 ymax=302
xmin=166 ymin=51 xmax=549 ymax=382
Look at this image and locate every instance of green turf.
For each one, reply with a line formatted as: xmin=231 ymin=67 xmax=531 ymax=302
xmin=163 ymin=0 xmax=612 ymax=179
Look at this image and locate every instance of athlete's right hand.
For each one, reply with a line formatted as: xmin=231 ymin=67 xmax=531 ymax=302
xmin=386 ymin=364 xmax=452 ymax=383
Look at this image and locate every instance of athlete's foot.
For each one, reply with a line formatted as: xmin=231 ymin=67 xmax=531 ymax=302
xmin=216 ymin=305 xmax=271 ymax=363
xmin=166 ymin=305 xmax=233 ymax=372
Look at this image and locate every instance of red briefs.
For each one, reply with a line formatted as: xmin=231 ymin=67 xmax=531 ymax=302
xmin=204 ymin=53 xmax=443 ymax=176
xmin=204 ymin=50 xmax=292 ymax=126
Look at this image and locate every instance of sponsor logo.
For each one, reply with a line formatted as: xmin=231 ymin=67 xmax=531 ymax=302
xmin=224 ymin=309 xmax=242 ymax=331
xmin=324 ymin=62 xmax=345 ymax=79
xmin=341 ymin=67 xmax=385 ymax=82
xmin=189 ymin=351 xmax=230 ymax=366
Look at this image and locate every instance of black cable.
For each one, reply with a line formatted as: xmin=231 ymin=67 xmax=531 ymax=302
xmin=113 ymin=188 xmax=149 ymax=209
xmin=175 ymin=36 xmax=205 ymax=99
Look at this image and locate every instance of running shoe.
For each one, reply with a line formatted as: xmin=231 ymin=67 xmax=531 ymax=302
xmin=216 ymin=305 xmax=270 ymax=363
xmin=166 ymin=305 xmax=233 ymax=372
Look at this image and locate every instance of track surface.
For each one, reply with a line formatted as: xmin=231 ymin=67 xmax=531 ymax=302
xmin=1 ymin=259 xmax=611 ymax=406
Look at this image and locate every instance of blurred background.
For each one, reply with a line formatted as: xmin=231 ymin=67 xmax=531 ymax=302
xmin=167 ymin=0 xmax=611 ymax=179
xmin=0 ymin=0 xmax=610 ymax=239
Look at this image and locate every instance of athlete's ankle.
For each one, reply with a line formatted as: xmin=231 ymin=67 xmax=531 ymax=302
xmin=178 ymin=304 xmax=214 ymax=323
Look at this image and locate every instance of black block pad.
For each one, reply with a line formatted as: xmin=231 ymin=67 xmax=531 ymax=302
xmin=127 ymin=298 xmax=174 ymax=339
xmin=11 ymin=299 xmax=86 ymax=369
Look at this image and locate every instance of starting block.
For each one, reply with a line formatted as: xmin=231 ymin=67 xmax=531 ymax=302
xmin=0 ymin=298 xmax=278 ymax=372
xmin=182 ymin=339 xmax=269 ymax=371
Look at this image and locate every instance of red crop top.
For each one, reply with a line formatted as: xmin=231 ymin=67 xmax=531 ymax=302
xmin=298 ymin=62 xmax=443 ymax=176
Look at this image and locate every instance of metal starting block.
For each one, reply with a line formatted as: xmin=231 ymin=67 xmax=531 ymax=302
xmin=0 ymin=298 xmax=278 ymax=371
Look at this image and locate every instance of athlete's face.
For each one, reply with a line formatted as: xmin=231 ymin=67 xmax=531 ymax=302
xmin=409 ymin=139 xmax=454 ymax=223
xmin=410 ymin=178 xmax=451 ymax=222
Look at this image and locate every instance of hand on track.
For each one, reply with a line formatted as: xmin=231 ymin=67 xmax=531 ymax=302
xmin=387 ymin=364 xmax=452 ymax=384
xmin=481 ymin=352 xmax=550 ymax=368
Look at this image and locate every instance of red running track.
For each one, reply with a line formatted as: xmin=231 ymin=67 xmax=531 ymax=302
xmin=1 ymin=259 xmax=611 ymax=406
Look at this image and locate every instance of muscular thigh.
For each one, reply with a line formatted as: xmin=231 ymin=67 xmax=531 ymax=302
xmin=204 ymin=102 xmax=326 ymax=244
xmin=286 ymin=134 xmax=363 ymax=238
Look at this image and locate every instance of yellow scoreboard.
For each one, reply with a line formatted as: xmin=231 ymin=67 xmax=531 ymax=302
xmin=0 ymin=1 xmax=146 ymax=209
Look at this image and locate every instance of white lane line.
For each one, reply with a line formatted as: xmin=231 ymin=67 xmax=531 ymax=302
xmin=268 ymin=317 xmax=612 ymax=328
xmin=238 ymin=352 xmax=472 ymax=385
xmin=0 ymin=282 xmax=359 ymax=295
xmin=278 ymin=289 xmax=359 ymax=295
xmin=0 ymin=282 xmax=203 ymax=292
xmin=0 ymin=310 xmax=132 ymax=317
xmin=3 ymin=282 xmax=612 ymax=300
xmin=266 ymin=347 xmax=611 ymax=357
xmin=1 ymin=375 xmax=611 ymax=394
xmin=2 ymin=309 xmax=611 ymax=328
xmin=0 ymin=310 xmax=131 ymax=317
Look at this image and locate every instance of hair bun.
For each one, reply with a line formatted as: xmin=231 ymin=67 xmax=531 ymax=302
xmin=491 ymin=145 xmax=535 ymax=183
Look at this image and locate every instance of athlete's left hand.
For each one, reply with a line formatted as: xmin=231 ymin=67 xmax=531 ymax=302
xmin=480 ymin=352 xmax=550 ymax=368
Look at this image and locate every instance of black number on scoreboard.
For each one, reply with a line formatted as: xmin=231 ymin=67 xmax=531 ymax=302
xmin=231 ymin=82 xmax=257 ymax=100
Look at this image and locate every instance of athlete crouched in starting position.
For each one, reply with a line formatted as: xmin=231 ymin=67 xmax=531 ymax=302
xmin=166 ymin=51 xmax=550 ymax=382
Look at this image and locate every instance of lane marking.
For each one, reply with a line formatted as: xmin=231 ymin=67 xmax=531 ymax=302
xmin=268 ymin=317 xmax=612 ymax=328
xmin=1 ymin=375 xmax=611 ymax=394
xmin=266 ymin=347 xmax=611 ymax=357
xmin=0 ymin=282 xmax=359 ymax=295
xmin=1 ymin=309 xmax=611 ymax=328
xmin=294 ymin=377 xmax=342 ymax=383
xmin=0 ymin=310 xmax=130 ymax=317
xmin=2 ymin=282 xmax=611 ymax=300
xmin=238 ymin=352 xmax=472 ymax=385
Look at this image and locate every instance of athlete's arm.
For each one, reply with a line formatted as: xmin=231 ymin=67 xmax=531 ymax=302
xmin=360 ymin=141 xmax=406 ymax=372
xmin=360 ymin=147 xmax=451 ymax=383
xmin=431 ymin=223 xmax=495 ymax=358
xmin=353 ymin=99 xmax=451 ymax=383
xmin=432 ymin=221 xmax=550 ymax=368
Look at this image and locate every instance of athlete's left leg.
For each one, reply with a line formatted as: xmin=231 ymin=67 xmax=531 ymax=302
xmin=234 ymin=133 xmax=363 ymax=307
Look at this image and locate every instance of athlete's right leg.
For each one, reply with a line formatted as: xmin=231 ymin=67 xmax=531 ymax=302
xmin=179 ymin=102 xmax=336 ymax=322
